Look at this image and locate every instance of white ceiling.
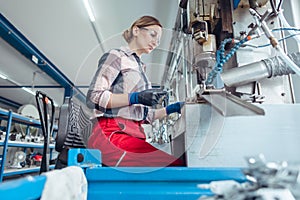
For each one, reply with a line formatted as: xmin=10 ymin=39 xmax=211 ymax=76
xmin=0 ymin=0 xmax=180 ymax=109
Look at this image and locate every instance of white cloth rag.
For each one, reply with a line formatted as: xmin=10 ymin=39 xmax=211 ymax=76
xmin=41 ymin=166 xmax=87 ymax=200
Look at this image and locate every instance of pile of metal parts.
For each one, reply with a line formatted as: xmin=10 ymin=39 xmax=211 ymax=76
xmin=199 ymin=154 xmax=300 ymax=200
xmin=150 ymin=111 xmax=182 ymax=144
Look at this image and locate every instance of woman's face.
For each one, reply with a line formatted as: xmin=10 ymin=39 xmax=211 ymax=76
xmin=134 ymin=25 xmax=162 ymax=55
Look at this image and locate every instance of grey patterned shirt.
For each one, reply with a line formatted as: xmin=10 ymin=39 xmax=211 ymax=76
xmin=86 ymin=46 xmax=155 ymax=123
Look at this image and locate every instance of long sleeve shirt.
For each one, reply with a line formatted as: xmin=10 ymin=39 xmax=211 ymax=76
xmin=86 ymin=46 xmax=155 ymax=123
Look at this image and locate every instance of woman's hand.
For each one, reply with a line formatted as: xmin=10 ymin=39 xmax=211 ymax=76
xmin=129 ymin=89 xmax=167 ymax=106
xmin=166 ymin=102 xmax=185 ymax=115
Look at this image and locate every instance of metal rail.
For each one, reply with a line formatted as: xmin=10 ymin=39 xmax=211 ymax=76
xmin=0 ymin=13 xmax=86 ymax=102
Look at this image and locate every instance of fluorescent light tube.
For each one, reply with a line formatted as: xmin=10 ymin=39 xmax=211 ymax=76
xmin=0 ymin=73 xmax=7 ymax=79
xmin=83 ymin=0 xmax=96 ymax=22
xmin=22 ymin=87 xmax=36 ymax=95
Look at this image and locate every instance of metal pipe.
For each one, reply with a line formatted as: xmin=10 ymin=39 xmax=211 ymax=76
xmin=221 ymin=60 xmax=270 ymax=87
xmin=221 ymin=52 xmax=300 ymax=87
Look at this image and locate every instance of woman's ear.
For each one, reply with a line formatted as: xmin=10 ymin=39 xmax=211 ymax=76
xmin=132 ymin=26 xmax=139 ymax=36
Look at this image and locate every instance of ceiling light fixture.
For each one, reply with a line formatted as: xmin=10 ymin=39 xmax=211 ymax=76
xmin=83 ymin=0 xmax=96 ymax=22
xmin=0 ymin=72 xmax=8 ymax=80
xmin=21 ymin=87 xmax=36 ymax=95
xmin=0 ymin=71 xmax=59 ymax=106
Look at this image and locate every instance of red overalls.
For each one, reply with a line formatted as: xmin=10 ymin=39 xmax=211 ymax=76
xmin=88 ymin=117 xmax=185 ymax=167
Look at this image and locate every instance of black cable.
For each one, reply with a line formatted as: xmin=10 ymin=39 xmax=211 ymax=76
xmin=202 ymin=0 xmax=205 ymax=18
xmin=179 ymin=0 xmax=188 ymax=9
xmin=270 ymin=0 xmax=277 ymax=14
xmin=277 ymin=0 xmax=284 ymax=11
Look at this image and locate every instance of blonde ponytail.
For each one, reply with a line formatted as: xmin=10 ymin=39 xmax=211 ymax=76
xmin=122 ymin=29 xmax=132 ymax=43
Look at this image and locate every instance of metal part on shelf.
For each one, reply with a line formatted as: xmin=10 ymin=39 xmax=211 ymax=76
xmin=10 ymin=151 xmax=26 ymax=169
xmin=0 ymin=108 xmax=56 ymax=181
xmin=15 ymin=104 xmax=39 ymax=137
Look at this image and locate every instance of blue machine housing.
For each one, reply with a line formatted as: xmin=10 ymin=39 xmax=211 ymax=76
xmin=85 ymin=167 xmax=246 ymax=199
xmin=0 ymin=149 xmax=247 ymax=199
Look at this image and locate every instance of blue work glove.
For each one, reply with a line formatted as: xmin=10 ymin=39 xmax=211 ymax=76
xmin=166 ymin=102 xmax=185 ymax=115
xmin=129 ymin=89 xmax=167 ymax=106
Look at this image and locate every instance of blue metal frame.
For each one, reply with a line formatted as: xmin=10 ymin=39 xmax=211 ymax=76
xmin=0 ymin=141 xmax=55 ymax=149
xmin=0 ymin=107 xmax=40 ymax=127
xmin=0 ymin=96 xmax=21 ymax=109
xmin=0 ymin=108 xmax=57 ymax=179
xmin=0 ymin=85 xmax=63 ymax=88
xmin=3 ymin=165 xmax=55 ymax=177
xmin=0 ymin=168 xmax=246 ymax=200
xmin=0 ymin=85 xmax=89 ymax=88
xmin=70 ymin=149 xmax=247 ymax=199
xmin=0 ymin=111 xmax=12 ymax=181
xmin=0 ymin=13 xmax=86 ymax=102
xmin=0 ymin=148 xmax=247 ymax=199
xmin=0 ymin=175 xmax=46 ymax=200
xmin=0 ymin=162 xmax=56 ymax=178
xmin=86 ymin=167 xmax=246 ymax=199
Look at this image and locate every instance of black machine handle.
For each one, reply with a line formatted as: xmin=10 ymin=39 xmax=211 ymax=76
xmin=35 ymin=91 xmax=55 ymax=174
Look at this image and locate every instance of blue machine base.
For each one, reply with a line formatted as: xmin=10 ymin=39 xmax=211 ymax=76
xmin=0 ymin=149 xmax=247 ymax=199
xmin=86 ymin=167 xmax=246 ymax=199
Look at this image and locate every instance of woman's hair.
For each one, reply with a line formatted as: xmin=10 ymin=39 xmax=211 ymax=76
xmin=122 ymin=15 xmax=162 ymax=43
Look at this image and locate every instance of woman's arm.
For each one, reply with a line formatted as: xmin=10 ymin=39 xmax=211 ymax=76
xmin=152 ymin=102 xmax=184 ymax=120
xmin=107 ymin=90 xmax=168 ymax=109
xmin=153 ymin=107 xmax=167 ymax=120
xmin=106 ymin=93 xmax=130 ymax=108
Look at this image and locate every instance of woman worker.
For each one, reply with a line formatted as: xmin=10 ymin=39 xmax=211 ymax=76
xmin=86 ymin=15 xmax=185 ymax=167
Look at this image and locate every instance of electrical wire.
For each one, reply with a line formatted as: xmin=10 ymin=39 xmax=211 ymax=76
xmin=272 ymin=27 xmax=300 ymax=32
xmin=245 ymin=28 xmax=300 ymax=48
xmin=269 ymin=0 xmax=284 ymax=14
xmin=277 ymin=0 xmax=284 ymax=12
xmin=257 ymin=33 xmax=300 ymax=48
xmin=270 ymin=0 xmax=277 ymax=14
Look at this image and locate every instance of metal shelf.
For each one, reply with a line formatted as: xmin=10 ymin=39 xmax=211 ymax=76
xmin=3 ymin=165 xmax=55 ymax=177
xmin=0 ymin=108 xmax=40 ymax=127
xmin=0 ymin=107 xmax=58 ymax=129
xmin=0 ymin=141 xmax=55 ymax=149
xmin=0 ymin=108 xmax=56 ymax=181
xmin=0 ymin=13 xmax=86 ymax=102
